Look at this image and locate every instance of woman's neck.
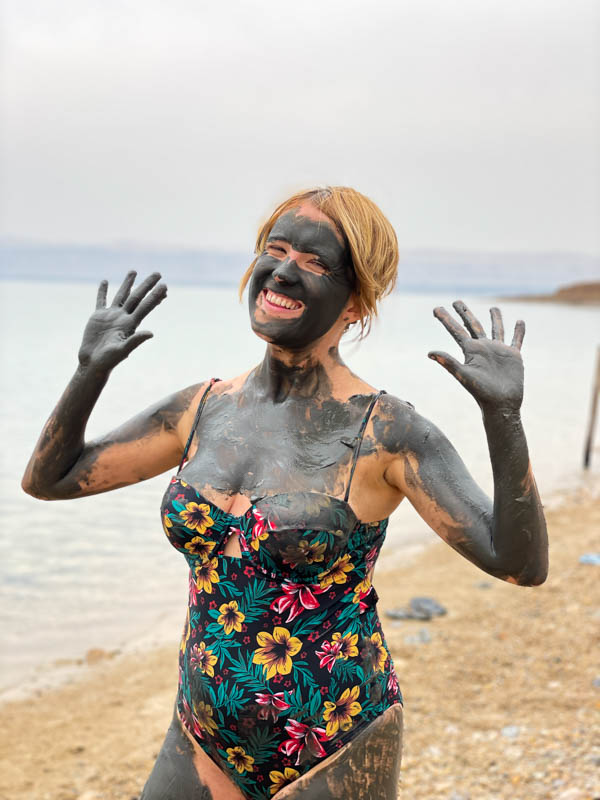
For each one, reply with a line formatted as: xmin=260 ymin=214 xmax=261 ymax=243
xmin=250 ymin=342 xmax=347 ymax=402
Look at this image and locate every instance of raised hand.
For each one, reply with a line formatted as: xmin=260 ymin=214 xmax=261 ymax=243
xmin=78 ymin=271 xmax=167 ymax=373
xmin=428 ymin=301 xmax=525 ymax=411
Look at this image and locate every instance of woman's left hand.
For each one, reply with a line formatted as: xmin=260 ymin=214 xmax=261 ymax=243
xmin=428 ymin=301 xmax=525 ymax=411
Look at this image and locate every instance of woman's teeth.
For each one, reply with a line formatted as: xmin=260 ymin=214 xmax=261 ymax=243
xmin=265 ymin=290 xmax=301 ymax=310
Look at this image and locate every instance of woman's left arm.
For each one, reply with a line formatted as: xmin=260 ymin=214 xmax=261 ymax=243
xmin=383 ymin=301 xmax=548 ymax=586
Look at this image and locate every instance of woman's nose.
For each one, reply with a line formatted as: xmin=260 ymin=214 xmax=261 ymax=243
xmin=272 ymin=258 xmax=300 ymax=285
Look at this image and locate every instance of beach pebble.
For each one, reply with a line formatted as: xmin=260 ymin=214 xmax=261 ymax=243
xmin=404 ymin=628 xmax=432 ymax=645
xmin=386 ymin=596 xmax=447 ymax=621
xmin=501 ymin=724 xmax=521 ymax=738
xmin=592 ymin=676 xmax=600 ymax=689
xmin=475 ymin=581 xmax=493 ymax=589
xmin=578 ymin=552 xmax=600 ymax=565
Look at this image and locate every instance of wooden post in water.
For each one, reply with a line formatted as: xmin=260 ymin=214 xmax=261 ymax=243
xmin=583 ymin=346 xmax=600 ymax=469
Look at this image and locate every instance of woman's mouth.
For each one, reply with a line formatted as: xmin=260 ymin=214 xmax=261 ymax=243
xmin=260 ymin=288 xmax=304 ymax=315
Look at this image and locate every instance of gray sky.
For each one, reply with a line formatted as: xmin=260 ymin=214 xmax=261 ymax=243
xmin=2 ymin=0 xmax=599 ymax=253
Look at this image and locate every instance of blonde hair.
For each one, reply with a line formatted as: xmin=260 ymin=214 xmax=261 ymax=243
xmin=238 ymin=186 xmax=399 ymax=339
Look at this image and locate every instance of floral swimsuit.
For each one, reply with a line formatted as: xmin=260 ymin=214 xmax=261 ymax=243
xmin=161 ymin=381 xmax=402 ymax=799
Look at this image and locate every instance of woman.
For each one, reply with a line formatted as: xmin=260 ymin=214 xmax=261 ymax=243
xmin=22 ymin=186 xmax=548 ymax=800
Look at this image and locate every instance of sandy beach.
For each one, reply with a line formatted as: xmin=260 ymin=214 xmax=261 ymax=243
xmin=1 ymin=490 xmax=598 ymax=800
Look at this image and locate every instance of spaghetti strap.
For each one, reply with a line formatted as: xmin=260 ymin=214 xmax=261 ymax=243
xmin=177 ymin=378 xmax=221 ymax=473
xmin=343 ymin=390 xmax=386 ymax=503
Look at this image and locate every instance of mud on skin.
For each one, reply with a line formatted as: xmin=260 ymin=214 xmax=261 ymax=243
xmin=179 ymin=356 xmax=379 ymax=504
xmin=249 ymin=210 xmax=355 ymax=350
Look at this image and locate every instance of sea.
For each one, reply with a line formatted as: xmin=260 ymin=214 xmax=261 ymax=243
xmin=0 ymin=275 xmax=599 ymax=699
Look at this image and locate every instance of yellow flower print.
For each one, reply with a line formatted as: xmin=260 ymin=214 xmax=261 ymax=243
xmin=297 ymin=538 xmax=327 ymax=564
xmin=319 ymin=554 xmax=355 ymax=590
xmin=252 ymin=626 xmax=302 ymax=680
xmin=331 ymin=631 xmax=359 ymax=660
xmin=162 ymin=511 xmax=173 ymax=530
xmin=194 ymin=557 xmax=220 ymax=593
xmin=269 ymin=767 xmax=300 ymax=794
xmin=352 ymin=576 xmax=371 ymax=604
xmin=190 ymin=641 xmax=218 ymax=677
xmin=250 ymin=528 xmax=269 ymax=551
xmin=323 ymin=685 xmax=362 ymax=737
xmin=217 ymin=600 xmax=245 ymax=635
xmin=371 ymin=632 xmax=388 ymax=673
xmin=193 ymin=700 xmax=218 ymax=736
xmin=180 ymin=502 xmax=214 ymax=534
xmin=184 ymin=535 xmax=216 ymax=561
xmin=226 ymin=745 xmax=255 ymax=774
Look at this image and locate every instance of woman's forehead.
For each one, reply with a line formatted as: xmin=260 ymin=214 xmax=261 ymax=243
xmin=268 ymin=208 xmax=346 ymax=258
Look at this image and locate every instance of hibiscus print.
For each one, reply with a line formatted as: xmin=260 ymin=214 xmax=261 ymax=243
xmin=179 ymin=502 xmax=214 ymax=534
xmin=226 ymin=745 xmax=255 ymax=774
xmin=323 ymin=685 xmax=362 ymax=737
xmin=252 ymin=627 xmax=302 ymax=679
xmin=217 ymin=600 xmax=245 ymax=634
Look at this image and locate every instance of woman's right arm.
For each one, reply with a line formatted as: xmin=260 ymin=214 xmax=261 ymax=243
xmin=22 ymin=272 xmax=203 ymax=500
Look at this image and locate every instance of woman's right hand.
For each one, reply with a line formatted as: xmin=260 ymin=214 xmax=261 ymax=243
xmin=78 ymin=271 xmax=168 ymax=373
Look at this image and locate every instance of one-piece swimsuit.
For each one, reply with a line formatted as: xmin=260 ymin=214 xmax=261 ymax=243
xmin=160 ymin=380 xmax=402 ymax=799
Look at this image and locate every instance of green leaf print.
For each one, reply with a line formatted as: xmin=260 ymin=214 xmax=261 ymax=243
xmin=291 ymin=660 xmax=319 ymax=691
xmin=226 ymin=651 xmax=270 ymax=693
xmin=245 ymin=725 xmax=280 ymax=766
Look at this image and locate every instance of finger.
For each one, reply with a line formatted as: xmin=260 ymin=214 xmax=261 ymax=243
xmin=489 ymin=307 xmax=504 ymax=342
xmin=122 ymin=330 xmax=154 ymax=356
xmin=511 ymin=319 xmax=526 ymax=350
xmin=428 ymin=350 xmax=464 ymax=379
xmin=111 ymin=271 xmax=137 ymax=307
xmin=96 ymin=280 xmax=108 ymax=309
xmin=452 ymin=300 xmax=486 ymax=338
xmin=131 ymin=283 xmax=168 ymax=324
xmin=433 ymin=306 xmax=468 ymax=347
xmin=123 ymin=272 xmax=162 ymax=313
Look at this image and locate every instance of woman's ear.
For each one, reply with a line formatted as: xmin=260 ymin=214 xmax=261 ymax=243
xmin=342 ymin=293 xmax=361 ymax=325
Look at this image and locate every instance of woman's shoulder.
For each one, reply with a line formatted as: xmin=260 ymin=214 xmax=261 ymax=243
xmin=371 ymin=392 xmax=440 ymax=455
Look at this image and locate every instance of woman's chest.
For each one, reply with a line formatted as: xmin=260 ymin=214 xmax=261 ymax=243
xmin=181 ymin=394 xmax=375 ymax=499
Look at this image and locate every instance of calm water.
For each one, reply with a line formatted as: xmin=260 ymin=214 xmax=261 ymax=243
xmin=1 ymin=281 xmax=598 ymax=693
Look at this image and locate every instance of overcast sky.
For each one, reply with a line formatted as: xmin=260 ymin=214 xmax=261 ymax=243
xmin=2 ymin=0 xmax=599 ymax=254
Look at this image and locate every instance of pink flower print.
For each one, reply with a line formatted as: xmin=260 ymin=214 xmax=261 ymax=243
xmin=250 ymin=509 xmax=270 ymax=551
xmin=316 ymin=639 xmax=343 ymax=673
xmin=278 ymin=719 xmax=329 ymax=765
xmin=270 ymin=580 xmax=324 ymax=623
xmin=387 ymin=663 xmax=400 ymax=696
xmin=255 ymin=691 xmax=291 ymax=722
xmin=180 ymin=697 xmax=204 ymax=741
xmin=365 ymin=547 xmax=378 ymax=571
xmin=188 ymin=572 xmax=200 ymax=606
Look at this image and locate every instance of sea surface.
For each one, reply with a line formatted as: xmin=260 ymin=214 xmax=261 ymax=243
xmin=1 ymin=280 xmax=598 ymax=696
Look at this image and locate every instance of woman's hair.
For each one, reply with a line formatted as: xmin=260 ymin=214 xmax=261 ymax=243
xmin=238 ymin=186 xmax=399 ymax=338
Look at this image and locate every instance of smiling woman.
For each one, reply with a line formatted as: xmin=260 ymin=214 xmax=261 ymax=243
xmin=22 ymin=185 xmax=547 ymax=799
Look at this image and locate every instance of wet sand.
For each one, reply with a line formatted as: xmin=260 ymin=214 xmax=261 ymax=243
xmin=1 ymin=490 xmax=599 ymax=800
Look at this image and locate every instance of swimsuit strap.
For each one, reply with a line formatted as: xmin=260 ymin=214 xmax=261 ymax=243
xmin=177 ymin=378 xmax=221 ymax=473
xmin=343 ymin=390 xmax=386 ymax=503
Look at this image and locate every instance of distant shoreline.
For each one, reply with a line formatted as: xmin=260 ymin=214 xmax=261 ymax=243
xmin=500 ymin=280 xmax=600 ymax=305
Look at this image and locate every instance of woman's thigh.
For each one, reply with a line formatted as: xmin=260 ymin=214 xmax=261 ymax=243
xmin=140 ymin=704 xmax=402 ymax=800
xmin=277 ymin=704 xmax=403 ymax=800
xmin=139 ymin=708 xmax=243 ymax=800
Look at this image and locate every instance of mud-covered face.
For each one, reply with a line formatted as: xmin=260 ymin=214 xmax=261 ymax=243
xmin=248 ymin=208 xmax=355 ymax=349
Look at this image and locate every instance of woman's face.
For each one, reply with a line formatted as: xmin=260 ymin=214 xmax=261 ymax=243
xmin=248 ymin=204 xmax=355 ymax=349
